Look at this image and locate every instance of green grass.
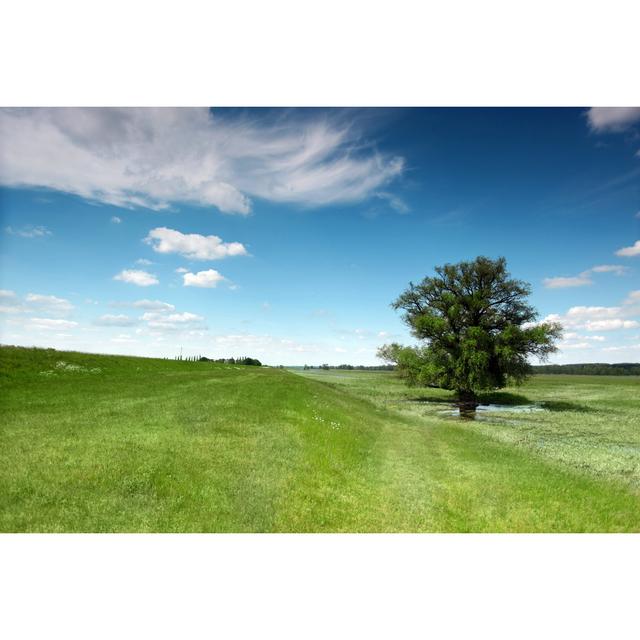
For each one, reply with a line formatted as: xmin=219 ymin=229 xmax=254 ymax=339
xmin=1 ymin=345 xmax=639 ymax=532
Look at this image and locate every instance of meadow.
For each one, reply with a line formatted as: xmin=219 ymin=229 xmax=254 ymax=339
xmin=1 ymin=345 xmax=638 ymax=532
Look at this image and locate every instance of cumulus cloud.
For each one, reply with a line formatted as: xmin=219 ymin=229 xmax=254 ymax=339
xmin=144 ymin=227 xmax=248 ymax=260
xmin=586 ymin=107 xmax=640 ymax=133
xmin=114 ymin=269 xmax=159 ymax=286
xmin=175 ymin=267 xmax=188 ymax=273
xmin=183 ymin=269 xmax=225 ymax=288
xmin=543 ymin=300 xmax=640 ymax=333
xmin=0 ymin=108 xmax=405 ymax=215
xmin=5 ymin=224 xmax=51 ymax=238
xmin=615 ymin=240 xmax=640 ymax=257
xmin=94 ymin=314 xmax=138 ymax=327
xmin=583 ymin=319 xmax=639 ymax=331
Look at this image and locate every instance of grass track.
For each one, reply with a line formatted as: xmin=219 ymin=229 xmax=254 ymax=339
xmin=1 ymin=346 xmax=638 ymax=532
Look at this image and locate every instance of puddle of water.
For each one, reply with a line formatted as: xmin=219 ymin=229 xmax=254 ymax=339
xmin=439 ymin=403 xmax=546 ymax=419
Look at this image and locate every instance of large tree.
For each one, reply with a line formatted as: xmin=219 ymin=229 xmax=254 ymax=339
xmin=378 ymin=256 xmax=561 ymax=410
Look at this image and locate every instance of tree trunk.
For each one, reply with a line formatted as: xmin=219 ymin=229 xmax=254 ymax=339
xmin=457 ymin=389 xmax=479 ymax=417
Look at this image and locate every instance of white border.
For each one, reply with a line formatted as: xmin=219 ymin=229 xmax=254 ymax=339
xmin=1 ymin=534 xmax=638 ymax=639
xmin=1 ymin=0 xmax=639 ymax=106
xmin=1 ymin=1 xmax=638 ymax=637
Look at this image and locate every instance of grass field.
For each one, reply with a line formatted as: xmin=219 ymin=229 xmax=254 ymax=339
xmin=1 ymin=345 xmax=639 ymax=532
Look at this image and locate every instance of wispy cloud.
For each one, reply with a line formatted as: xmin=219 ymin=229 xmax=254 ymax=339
xmin=94 ymin=314 xmax=138 ymax=327
xmin=5 ymin=224 xmax=51 ymax=238
xmin=144 ymin=227 xmax=248 ymax=260
xmin=111 ymin=216 xmax=122 ymax=224
xmin=590 ymin=264 xmax=630 ymax=275
xmin=375 ymin=191 xmax=409 ymax=214
xmin=113 ymin=269 xmax=159 ymax=286
xmin=543 ymin=274 xmax=592 ymax=289
xmin=28 ymin=317 xmax=78 ymax=330
xmin=544 ymin=263 xmax=630 ymax=288
xmin=0 ymin=108 xmax=405 ymax=215
xmin=586 ymin=107 xmax=640 ymax=133
xmin=25 ymin=293 xmax=73 ymax=316
xmin=141 ymin=311 xmax=205 ymax=331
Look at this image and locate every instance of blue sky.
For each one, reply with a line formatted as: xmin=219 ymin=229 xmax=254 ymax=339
xmin=1 ymin=107 xmax=639 ymax=364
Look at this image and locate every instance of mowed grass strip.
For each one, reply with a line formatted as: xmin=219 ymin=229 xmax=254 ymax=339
xmin=1 ymin=346 xmax=639 ymax=532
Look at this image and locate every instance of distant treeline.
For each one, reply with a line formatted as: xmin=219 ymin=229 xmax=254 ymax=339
xmin=533 ymin=363 xmax=640 ymax=376
xmin=173 ymin=355 xmax=262 ymax=366
xmin=303 ymin=363 xmax=396 ymax=371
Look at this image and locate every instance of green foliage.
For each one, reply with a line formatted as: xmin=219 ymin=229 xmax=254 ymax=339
xmin=380 ymin=256 xmax=561 ymax=399
xmin=199 ymin=356 xmax=262 ymax=366
xmin=533 ymin=363 xmax=640 ymax=375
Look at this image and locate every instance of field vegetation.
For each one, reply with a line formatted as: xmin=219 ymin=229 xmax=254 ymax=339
xmin=1 ymin=345 xmax=638 ymax=532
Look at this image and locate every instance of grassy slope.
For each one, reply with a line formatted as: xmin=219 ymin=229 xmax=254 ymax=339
xmin=1 ymin=346 xmax=638 ymax=532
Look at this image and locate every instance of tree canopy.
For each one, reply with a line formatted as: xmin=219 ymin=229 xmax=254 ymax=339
xmin=378 ymin=256 xmax=561 ymax=406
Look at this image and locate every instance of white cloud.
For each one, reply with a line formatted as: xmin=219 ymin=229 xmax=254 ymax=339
xmin=624 ymin=290 xmax=640 ymax=305
xmin=543 ymin=299 xmax=640 ymax=333
xmin=94 ymin=314 xmax=138 ymax=327
xmin=111 ymin=334 xmax=136 ymax=343
xmin=586 ymin=107 xmax=640 ymax=133
xmin=141 ymin=311 xmax=205 ymax=330
xmin=602 ymin=344 xmax=640 ymax=353
xmin=25 ymin=293 xmax=74 ymax=316
xmin=590 ymin=264 xmax=629 ymax=275
xmin=543 ymin=274 xmax=592 ymax=289
xmin=543 ymin=263 xmax=631 ymax=288
xmin=131 ymin=299 xmax=175 ymax=311
xmin=584 ymin=319 xmax=639 ymax=331
xmin=5 ymin=224 xmax=51 ymax=238
xmin=213 ymin=333 xmax=321 ymax=355
xmin=175 ymin=267 xmax=188 ymax=273
xmin=145 ymin=227 xmax=248 ymax=260
xmin=135 ymin=258 xmax=153 ymax=265
xmin=0 ymin=304 xmax=23 ymax=314
xmin=0 ymin=290 xmax=16 ymax=299
xmin=375 ymin=191 xmax=409 ymax=213
xmin=111 ymin=216 xmax=122 ymax=224
xmin=0 ymin=108 xmax=405 ymax=215
xmin=114 ymin=269 xmax=158 ymax=286
xmin=615 ymin=240 xmax=640 ymax=257
xmin=566 ymin=306 xmax=621 ymax=320
xmin=29 ymin=317 xmax=78 ymax=330
xmin=183 ymin=269 xmax=225 ymax=288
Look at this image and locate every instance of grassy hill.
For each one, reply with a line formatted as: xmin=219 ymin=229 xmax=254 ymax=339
xmin=1 ymin=345 xmax=638 ymax=532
